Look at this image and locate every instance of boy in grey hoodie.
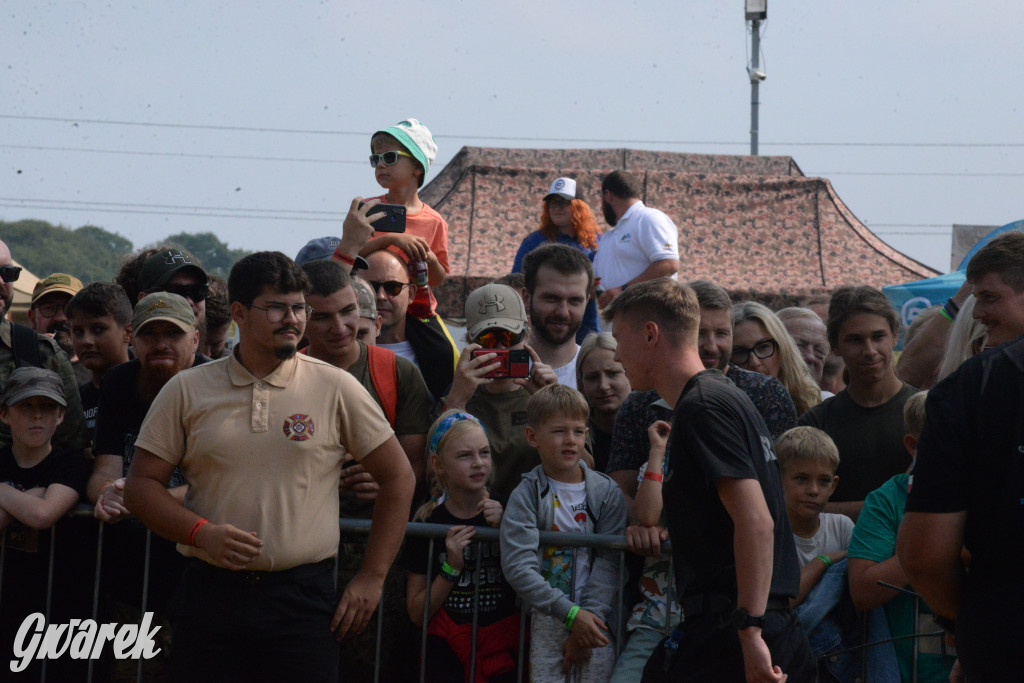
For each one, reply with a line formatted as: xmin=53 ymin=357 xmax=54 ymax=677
xmin=500 ymin=385 xmax=626 ymax=682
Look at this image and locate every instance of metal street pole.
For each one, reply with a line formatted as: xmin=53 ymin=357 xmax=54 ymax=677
xmin=750 ymin=18 xmax=760 ymax=156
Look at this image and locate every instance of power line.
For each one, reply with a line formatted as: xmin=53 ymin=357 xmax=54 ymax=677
xmin=0 ymin=197 xmax=955 ymax=233
xmin=876 ymin=231 xmax=953 ymax=235
xmin=3 ymin=113 xmax=1024 ymax=148
xmin=0 ymin=196 xmax=345 ymax=216
xmin=3 ymin=143 xmax=1020 ymax=177
xmin=0 ymin=203 xmax=339 ymax=222
xmin=0 ymin=144 xmax=363 ymax=165
xmin=814 ymin=171 xmax=1024 ymax=177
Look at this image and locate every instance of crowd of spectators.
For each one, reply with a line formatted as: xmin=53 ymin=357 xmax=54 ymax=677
xmin=0 ymin=118 xmax=1022 ymax=681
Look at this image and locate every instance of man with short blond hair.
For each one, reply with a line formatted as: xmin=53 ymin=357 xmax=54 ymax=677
xmin=607 ymin=279 xmax=812 ymax=683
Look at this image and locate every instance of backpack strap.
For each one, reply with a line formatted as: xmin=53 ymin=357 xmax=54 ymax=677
xmin=366 ymin=345 xmax=398 ymax=429
xmin=10 ymin=322 xmax=42 ymax=369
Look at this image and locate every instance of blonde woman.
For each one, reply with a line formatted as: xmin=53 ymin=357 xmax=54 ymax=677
xmin=733 ymin=301 xmax=822 ymax=415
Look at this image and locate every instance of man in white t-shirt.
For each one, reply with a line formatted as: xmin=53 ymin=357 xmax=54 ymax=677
xmin=522 ymin=243 xmax=592 ymax=389
xmin=594 ymin=170 xmax=680 ymax=308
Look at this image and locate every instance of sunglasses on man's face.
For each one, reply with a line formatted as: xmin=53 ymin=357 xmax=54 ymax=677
xmin=369 ymin=150 xmax=415 ymax=168
xmin=0 ymin=266 xmax=22 ymax=283
xmin=475 ymin=329 xmax=524 ymax=349
xmin=368 ymin=280 xmax=412 ymax=297
xmin=161 ymin=283 xmax=209 ymax=303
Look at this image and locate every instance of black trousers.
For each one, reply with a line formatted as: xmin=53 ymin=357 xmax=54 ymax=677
xmin=168 ymin=558 xmax=338 ymax=683
xmin=641 ymin=609 xmax=816 ymax=683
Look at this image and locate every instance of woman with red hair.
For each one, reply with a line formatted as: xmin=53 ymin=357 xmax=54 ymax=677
xmin=512 ymin=177 xmax=603 ymax=339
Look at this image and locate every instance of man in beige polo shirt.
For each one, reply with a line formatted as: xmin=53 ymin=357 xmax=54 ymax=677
xmin=124 ymin=251 xmax=415 ymax=682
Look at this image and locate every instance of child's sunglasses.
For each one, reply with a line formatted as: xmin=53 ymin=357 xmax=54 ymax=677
xmin=369 ymin=150 xmax=415 ymax=168
xmin=475 ymin=329 xmax=524 ymax=349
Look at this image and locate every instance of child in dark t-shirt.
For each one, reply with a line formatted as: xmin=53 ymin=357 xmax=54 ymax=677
xmin=404 ymin=410 xmax=519 ymax=683
xmin=0 ymin=367 xmax=90 ymax=676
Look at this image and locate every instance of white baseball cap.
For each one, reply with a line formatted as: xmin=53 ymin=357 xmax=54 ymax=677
xmin=544 ymin=177 xmax=577 ymax=202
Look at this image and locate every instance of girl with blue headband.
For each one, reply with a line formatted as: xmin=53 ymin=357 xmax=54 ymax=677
xmin=404 ymin=410 xmax=521 ymax=682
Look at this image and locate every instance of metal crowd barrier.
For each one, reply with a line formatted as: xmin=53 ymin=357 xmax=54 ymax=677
xmin=0 ymin=507 xmax=953 ymax=682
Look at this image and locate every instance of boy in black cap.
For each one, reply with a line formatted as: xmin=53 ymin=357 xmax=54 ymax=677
xmin=0 ymin=367 xmax=91 ymax=677
xmin=0 ymin=366 xmax=89 ymax=528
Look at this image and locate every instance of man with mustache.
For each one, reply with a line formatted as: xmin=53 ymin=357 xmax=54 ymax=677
xmin=593 ymin=170 xmax=680 ymax=309
xmin=522 ymin=243 xmax=592 ymax=389
xmin=124 ymin=252 xmax=414 ymax=681
xmin=0 ymin=240 xmax=88 ymax=454
xmin=27 ymin=273 xmax=84 ymax=374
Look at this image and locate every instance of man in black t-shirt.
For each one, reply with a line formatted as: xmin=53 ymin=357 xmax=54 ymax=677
xmin=899 ymin=337 xmax=1024 ymax=680
xmin=606 ymin=279 xmax=813 ymax=683
xmin=800 ymin=286 xmax=917 ymax=520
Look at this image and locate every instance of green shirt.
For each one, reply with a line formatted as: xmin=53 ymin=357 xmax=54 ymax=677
xmin=848 ymin=474 xmax=956 ymax=682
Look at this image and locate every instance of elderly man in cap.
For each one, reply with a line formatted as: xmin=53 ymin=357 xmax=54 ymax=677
xmin=0 ymin=239 xmax=88 ymax=454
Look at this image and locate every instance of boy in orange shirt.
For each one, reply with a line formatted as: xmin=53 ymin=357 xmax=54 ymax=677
xmin=360 ymin=118 xmax=449 ymax=319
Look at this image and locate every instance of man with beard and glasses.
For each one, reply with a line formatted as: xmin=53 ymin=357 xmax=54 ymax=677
xmin=593 ymin=170 xmax=680 ymax=309
xmin=84 ymin=292 xmax=205 ymax=679
xmin=28 ymin=273 xmax=90 ymax=384
xmin=521 ymin=243 xmax=592 ymax=389
xmin=124 ymin=252 xmax=414 ymax=682
xmin=0 ymin=240 xmax=88 ymax=454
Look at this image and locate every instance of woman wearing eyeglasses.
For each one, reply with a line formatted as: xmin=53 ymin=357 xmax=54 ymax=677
xmin=512 ymin=178 xmax=603 ymax=341
xmin=732 ymin=302 xmax=822 ymax=416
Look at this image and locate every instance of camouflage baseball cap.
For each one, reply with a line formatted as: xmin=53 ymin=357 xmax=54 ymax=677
xmin=139 ymin=248 xmax=208 ymax=293
xmin=31 ymin=273 xmax=84 ymax=305
xmin=351 ymin=277 xmax=378 ymax=320
xmin=1 ymin=367 xmax=67 ymax=407
xmin=132 ymin=292 xmax=196 ymax=334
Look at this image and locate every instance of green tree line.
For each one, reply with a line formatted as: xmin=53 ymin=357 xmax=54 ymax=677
xmin=1 ymin=220 xmax=251 ymax=283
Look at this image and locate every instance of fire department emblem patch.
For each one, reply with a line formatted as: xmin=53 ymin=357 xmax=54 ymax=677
xmin=283 ymin=414 xmax=314 ymax=441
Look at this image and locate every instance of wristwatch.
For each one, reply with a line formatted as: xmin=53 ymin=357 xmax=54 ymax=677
xmin=729 ymin=607 xmax=765 ymax=631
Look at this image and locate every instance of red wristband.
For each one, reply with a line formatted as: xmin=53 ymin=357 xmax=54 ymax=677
xmin=643 ymin=471 xmax=664 ymax=482
xmin=188 ymin=518 xmax=209 ymax=546
xmin=333 ymin=249 xmax=356 ymax=267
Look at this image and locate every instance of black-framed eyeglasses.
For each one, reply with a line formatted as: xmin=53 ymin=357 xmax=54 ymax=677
xmin=160 ymin=283 xmax=209 ymax=303
xmin=0 ymin=265 xmax=22 ymax=283
xmin=368 ymin=280 xmax=412 ymax=297
xmin=731 ymin=338 xmax=778 ymax=366
xmin=369 ymin=150 xmax=415 ymax=168
xmin=249 ymin=303 xmax=313 ymax=323
xmin=34 ymin=301 xmax=67 ymax=318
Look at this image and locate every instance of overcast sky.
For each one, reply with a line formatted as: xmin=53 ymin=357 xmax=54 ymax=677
xmin=2 ymin=1 xmax=1021 ymax=275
